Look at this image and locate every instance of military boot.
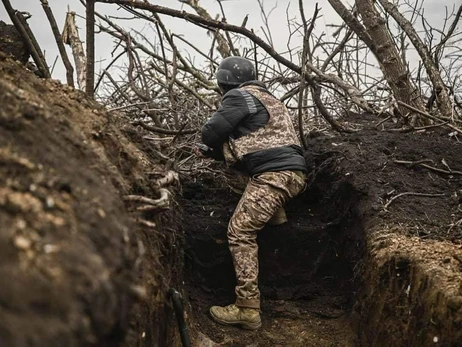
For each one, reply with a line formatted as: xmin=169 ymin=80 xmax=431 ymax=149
xmin=268 ymin=207 xmax=287 ymax=225
xmin=210 ymin=304 xmax=261 ymax=330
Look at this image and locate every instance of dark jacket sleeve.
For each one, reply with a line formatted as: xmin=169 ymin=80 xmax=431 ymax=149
xmin=201 ymin=90 xmax=249 ymax=149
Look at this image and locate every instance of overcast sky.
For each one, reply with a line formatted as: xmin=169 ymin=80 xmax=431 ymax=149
xmin=0 ymin=0 xmax=459 ymax=84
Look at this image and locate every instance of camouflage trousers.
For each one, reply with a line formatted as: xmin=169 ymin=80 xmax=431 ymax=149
xmin=224 ymin=169 xmax=306 ymax=309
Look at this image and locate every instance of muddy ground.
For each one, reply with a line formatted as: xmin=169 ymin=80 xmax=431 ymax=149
xmin=0 ymin=27 xmax=461 ymax=346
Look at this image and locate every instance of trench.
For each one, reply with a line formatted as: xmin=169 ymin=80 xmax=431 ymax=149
xmin=177 ymin=165 xmax=366 ymax=346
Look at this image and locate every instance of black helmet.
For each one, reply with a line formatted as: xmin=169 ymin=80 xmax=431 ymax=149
xmin=216 ymin=56 xmax=256 ymax=87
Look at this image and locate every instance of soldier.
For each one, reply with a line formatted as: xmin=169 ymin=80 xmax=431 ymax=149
xmin=196 ymin=56 xmax=308 ymax=330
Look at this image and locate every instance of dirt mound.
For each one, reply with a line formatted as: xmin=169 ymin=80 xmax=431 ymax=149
xmin=306 ymin=112 xmax=462 ymax=242
xmin=0 ymin=52 xmax=181 ymax=346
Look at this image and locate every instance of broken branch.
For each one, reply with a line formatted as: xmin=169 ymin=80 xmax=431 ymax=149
xmin=393 ymin=159 xmax=462 ymax=176
xmin=384 ymin=192 xmax=445 ymax=210
xmin=40 ymin=0 xmax=74 ymax=87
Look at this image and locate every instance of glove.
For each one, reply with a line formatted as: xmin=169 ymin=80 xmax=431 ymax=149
xmin=194 ymin=143 xmax=224 ymax=161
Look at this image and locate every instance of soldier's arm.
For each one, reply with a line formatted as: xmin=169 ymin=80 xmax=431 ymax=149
xmin=201 ymin=90 xmax=249 ymax=149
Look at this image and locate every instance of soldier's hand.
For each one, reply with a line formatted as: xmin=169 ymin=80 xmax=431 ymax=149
xmin=193 ymin=144 xmax=208 ymax=158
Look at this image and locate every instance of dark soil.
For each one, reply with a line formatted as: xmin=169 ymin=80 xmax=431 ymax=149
xmin=1 ymin=25 xmax=461 ymax=347
xmin=309 ymin=112 xmax=462 ymax=242
xmin=0 ymin=21 xmax=29 ymax=63
xmin=0 ymin=51 xmax=182 ymax=347
xmin=180 ymin=112 xmax=462 ymax=346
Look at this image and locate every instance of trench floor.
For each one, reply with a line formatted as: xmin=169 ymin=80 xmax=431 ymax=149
xmin=187 ymin=289 xmax=358 ymax=346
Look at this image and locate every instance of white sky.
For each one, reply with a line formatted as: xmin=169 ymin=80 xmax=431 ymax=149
xmin=0 ymin=0 xmax=459 ymax=85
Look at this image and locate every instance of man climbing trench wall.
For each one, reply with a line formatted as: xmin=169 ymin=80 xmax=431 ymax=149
xmin=195 ymin=56 xmax=308 ymax=330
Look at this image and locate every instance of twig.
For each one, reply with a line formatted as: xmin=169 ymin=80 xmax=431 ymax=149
xmin=384 ymin=191 xmax=445 ymax=210
xmin=40 ymin=0 xmax=74 ymax=87
xmin=397 ymin=101 xmax=462 ymax=135
xmin=94 ymin=49 xmax=126 ymax=92
xmin=98 ymin=0 xmax=374 ymax=113
xmin=171 ymin=33 xmax=219 ymax=66
xmin=375 ymin=115 xmax=392 ymax=128
xmin=311 ymin=83 xmax=352 ymax=133
xmin=132 ymin=121 xmax=197 ymax=135
xmin=297 ymin=0 xmax=316 ymax=150
xmin=413 ymin=122 xmax=449 ymax=131
xmin=216 ymin=0 xmax=239 ymax=56
xmin=50 ymin=55 xmax=59 ymax=75
xmin=394 ymin=159 xmax=462 ymax=176
xmin=107 ymin=101 xmax=151 ymax=112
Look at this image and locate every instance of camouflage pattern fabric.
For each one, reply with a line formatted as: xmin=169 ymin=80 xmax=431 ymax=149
xmin=228 ymin=170 xmax=306 ymax=309
xmin=229 ymin=85 xmax=301 ymax=159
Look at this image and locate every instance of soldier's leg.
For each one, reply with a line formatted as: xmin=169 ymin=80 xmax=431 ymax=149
xmin=228 ymin=170 xmax=306 ymax=309
xmin=223 ymin=166 xmax=288 ymax=224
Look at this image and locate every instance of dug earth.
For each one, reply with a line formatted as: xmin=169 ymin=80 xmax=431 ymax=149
xmin=181 ymin=114 xmax=462 ymax=346
xmin=0 ymin=28 xmax=461 ymax=346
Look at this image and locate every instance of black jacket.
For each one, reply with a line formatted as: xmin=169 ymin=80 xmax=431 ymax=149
xmin=201 ymin=81 xmax=307 ymax=175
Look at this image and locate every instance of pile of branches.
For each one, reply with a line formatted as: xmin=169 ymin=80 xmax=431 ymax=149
xmin=3 ymin=0 xmax=462 ymax=172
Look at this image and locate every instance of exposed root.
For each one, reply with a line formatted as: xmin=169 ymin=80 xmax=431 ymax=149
xmin=149 ymin=170 xmax=179 ymax=188
xmin=125 ymin=188 xmax=171 ymax=211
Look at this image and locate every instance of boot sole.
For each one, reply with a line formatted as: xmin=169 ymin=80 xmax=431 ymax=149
xmin=209 ymin=310 xmax=262 ymax=330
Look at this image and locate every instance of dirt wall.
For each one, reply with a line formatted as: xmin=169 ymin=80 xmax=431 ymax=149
xmin=0 ymin=52 xmax=181 ymax=346
xmin=305 ymin=117 xmax=462 ymax=346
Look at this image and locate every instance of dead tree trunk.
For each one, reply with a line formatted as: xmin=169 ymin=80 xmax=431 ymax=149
xmin=40 ymin=0 xmax=74 ymax=87
xmin=329 ymin=0 xmax=427 ymax=124
xmin=377 ymin=0 xmax=453 ymax=119
xmin=355 ymin=0 xmax=429 ymax=124
xmin=62 ymin=11 xmax=86 ymax=90
xmin=85 ymin=0 xmax=95 ymax=97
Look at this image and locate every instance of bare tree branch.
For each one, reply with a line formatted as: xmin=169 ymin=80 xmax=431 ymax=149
xmin=98 ymin=0 xmax=375 ymax=113
xmin=40 ymin=0 xmax=74 ymax=87
xmin=378 ymin=0 xmax=453 ymax=119
xmin=85 ymin=0 xmax=95 ymax=96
